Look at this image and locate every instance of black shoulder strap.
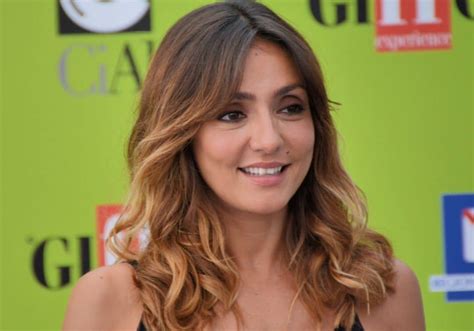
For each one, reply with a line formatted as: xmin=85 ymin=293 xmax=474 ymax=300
xmin=334 ymin=314 xmax=364 ymax=331
xmin=126 ymin=260 xmax=145 ymax=331
xmin=137 ymin=320 xmax=147 ymax=331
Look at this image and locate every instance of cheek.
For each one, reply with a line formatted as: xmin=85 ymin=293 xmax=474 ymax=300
xmin=193 ymin=130 xmax=241 ymax=173
xmin=286 ymin=119 xmax=315 ymax=158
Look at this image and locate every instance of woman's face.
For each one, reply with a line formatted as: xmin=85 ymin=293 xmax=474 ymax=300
xmin=193 ymin=40 xmax=315 ymax=219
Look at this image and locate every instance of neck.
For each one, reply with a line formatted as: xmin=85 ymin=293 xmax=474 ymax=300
xmin=219 ymin=206 xmax=289 ymax=278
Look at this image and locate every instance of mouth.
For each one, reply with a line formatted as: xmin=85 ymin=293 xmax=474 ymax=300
xmin=238 ymin=164 xmax=289 ymax=176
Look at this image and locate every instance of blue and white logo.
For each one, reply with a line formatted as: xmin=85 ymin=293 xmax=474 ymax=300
xmin=430 ymin=194 xmax=474 ymax=302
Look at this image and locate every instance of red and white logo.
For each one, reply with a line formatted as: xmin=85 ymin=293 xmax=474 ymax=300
xmin=96 ymin=205 xmax=149 ymax=266
xmin=375 ymin=0 xmax=451 ymax=52
xmin=96 ymin=205 xmax=123 ymax=266
xmin=462 ymin=208 xmax=474 ymax=263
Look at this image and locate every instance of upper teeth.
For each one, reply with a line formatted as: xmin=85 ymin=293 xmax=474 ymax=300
xmin=241 ymin=166 xmax=283 ymax=176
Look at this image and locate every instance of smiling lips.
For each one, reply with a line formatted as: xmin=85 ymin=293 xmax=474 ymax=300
xmin=241 ymin=166 xmax=283 ymax=176
xmin=238 ymin=162 xmax=289 ymax=186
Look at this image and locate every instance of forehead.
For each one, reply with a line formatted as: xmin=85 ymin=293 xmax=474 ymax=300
xmin=238 ymin=39 xmax=303 ymax=95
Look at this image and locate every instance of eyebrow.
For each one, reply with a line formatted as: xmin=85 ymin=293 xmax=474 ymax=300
xmin=233 ymin=83 xmax=306 ymax=101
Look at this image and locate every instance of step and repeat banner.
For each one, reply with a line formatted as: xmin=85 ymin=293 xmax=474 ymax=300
xmin=1 ymin=0 xmax=473 ymax=330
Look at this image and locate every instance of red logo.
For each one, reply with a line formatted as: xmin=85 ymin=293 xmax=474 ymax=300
xmin=96 ymin=205 xmax=123 ymax=266
xmin=96 ymin=204 xmax=148 ymax=266
xmin=375 ymin=0 xmax=451 ymax=52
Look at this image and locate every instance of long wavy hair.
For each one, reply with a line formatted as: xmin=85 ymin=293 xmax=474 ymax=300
xmin=109 ymin=1 xmax=395 ymax=330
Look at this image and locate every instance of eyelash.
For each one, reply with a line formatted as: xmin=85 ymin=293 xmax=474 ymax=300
xmin=280 ymin=104 xmax=305 ymax=115
xmin=218 ymin=104 xmax=305 ymax=122
xmin=218 ymin=111 xmax=245 ymax=122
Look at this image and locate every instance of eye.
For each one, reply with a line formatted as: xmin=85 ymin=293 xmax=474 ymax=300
xmin=279 ymin=104 xmax=305 ymax=115
xmin=218 ymin=111 xmax=246 ymax=122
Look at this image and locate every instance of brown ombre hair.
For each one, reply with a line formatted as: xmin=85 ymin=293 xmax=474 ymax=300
xmin=109 ymin=1 xmax=395 ymax=330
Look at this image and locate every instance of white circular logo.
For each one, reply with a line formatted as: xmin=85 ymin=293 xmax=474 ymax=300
xmin=60 ymin=0 xmax=150 ymax=33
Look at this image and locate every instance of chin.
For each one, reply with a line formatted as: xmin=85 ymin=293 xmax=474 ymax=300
xmin=241 ymin=200 xmax=289 ymax=217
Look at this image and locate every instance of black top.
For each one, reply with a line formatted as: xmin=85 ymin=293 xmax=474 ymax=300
xmin=137 ymin=315 xmax=364 ymax=330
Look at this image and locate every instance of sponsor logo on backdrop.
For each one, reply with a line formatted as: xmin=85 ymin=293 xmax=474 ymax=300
xmin=30 ymin=204 xmax=147 ymax=289
xmin=96 ymin=205 xmax=148 ymax=266
xmin=97 ymin=205 xmax=123 ymax=266
xmin=58 ymin=40 xmax=155 ymax=96
xmin=30 ymin=236 xmax=92 ymax=289
xmin=375 ymin=0 xmax=451 ymax=52
xmin=309 ymin=0 xmax=473 ymax=52
xmin=429 ymin=193 xmax=474 ymax=302
xmin=57 ymin=0 xmax=154 ymax=96
xmin=58 ymin=0 xmax=151 ymax=34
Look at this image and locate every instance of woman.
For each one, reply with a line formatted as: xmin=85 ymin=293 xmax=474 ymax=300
xmin=63 ymin=1 xmax=425 ymax=330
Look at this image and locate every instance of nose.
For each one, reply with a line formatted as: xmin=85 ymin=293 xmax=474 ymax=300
xmin=248 ymin=111 xmax=283 ymax=154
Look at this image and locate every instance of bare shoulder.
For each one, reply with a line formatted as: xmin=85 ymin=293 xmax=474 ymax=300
xmin=62 ymin=263 xmax=142 ymax=330
xmin=358 ymin=259 xmax=425 ymax=331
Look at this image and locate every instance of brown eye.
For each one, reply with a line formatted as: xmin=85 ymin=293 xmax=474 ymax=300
xmin=218 ymin=111 xmax=246 ymax=122
xmin=279 ymin=104 xmax=304 ymax=115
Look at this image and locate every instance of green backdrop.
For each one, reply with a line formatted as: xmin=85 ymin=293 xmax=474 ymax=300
xmin=1 ymin=0 xmax=473 ymax=330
